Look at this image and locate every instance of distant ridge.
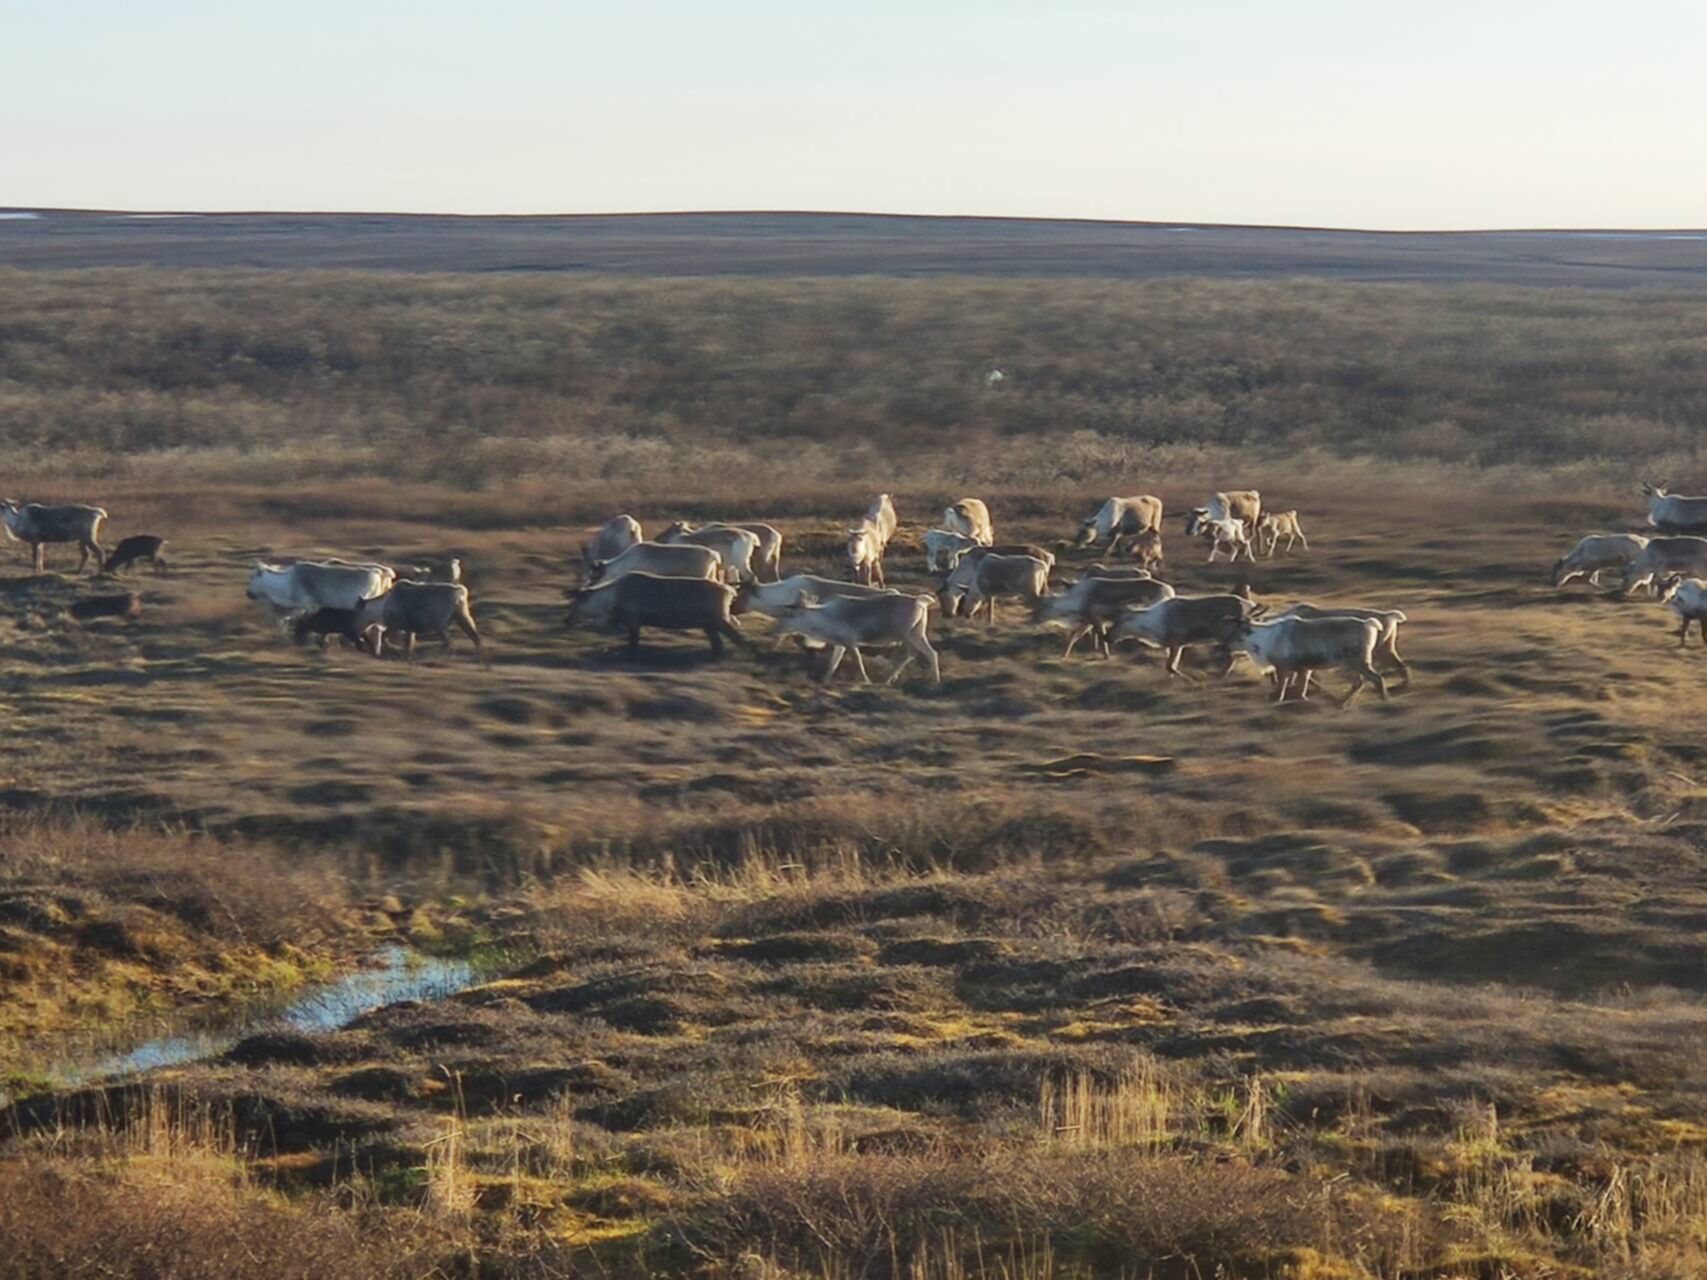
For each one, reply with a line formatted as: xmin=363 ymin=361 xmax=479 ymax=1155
xmin=3 ymin=209 xmax=1706 ymax=284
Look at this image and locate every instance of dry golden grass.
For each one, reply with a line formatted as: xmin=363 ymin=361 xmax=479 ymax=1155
xmin=1039 ymin=1060 xmax=1174 ymax=1152
xmin=6 ymin=270 xmax=1707 ymax=1275
xmin=3 ymin=270 xmax=1707 ymax=495
xmin=0 ymin=820 xmax=364 ymax=1069
xmin=4 ymin=475 xmax=1707 ymax=1275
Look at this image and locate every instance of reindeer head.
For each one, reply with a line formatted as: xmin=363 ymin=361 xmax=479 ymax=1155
xmin=563 ymin=585 xmax=609 ymax=630
xmin=1217 ymin=616 xmax=1258 ymax=661
xmin=771 ymin=595 xmax=824 ymax=641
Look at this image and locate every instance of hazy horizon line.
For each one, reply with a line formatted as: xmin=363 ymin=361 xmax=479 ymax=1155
xmin=5 ymin=206 xmax=1706 ymax=237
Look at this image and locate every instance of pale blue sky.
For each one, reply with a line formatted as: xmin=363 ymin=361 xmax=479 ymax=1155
xmin=8 ymin=0 xmax=1704 ymax=227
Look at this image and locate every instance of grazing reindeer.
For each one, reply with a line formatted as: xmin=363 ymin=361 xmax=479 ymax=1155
xmin=1187 ymin=510 xmax=1254 ymax=563
xmin=848 ymin=519 xmax=886 ymax=587
xmin=581 ymin=515 xmax=643 ymax=571
xmin=1256 ymin=510 xmax=1308 ymax=557
xmin=1551 ymin=534 xmax=1647 ymax=590
xmin=1642 ymin=482 xmax=1707 ymax=531
xmin=1224 ymin=615 xmax=1388 ymax=707
xmin=69 ymin=593 xmax=142 ymax=623
xmin=103 ymin=535 xmax=169 ymax=576
xmin=1622 ymin=537 xmax=1707 ymax=597
xmin=0 ymin=500 xmax=107 ymax=574
xmin=1074 ymin=496 xmax=1163 ymax=563
xmin=1659 ymin=576 xmax=1707 ymax=647
xmin=942 ymin=498 xmax=994 ymax=546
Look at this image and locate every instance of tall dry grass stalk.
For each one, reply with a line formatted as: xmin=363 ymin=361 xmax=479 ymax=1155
xmin=47 ymin=1086 xmax=252 ymax=1172
xmin=423 ymin=1121 xmax=472 ymax=1219
xmin=1446 ymin=1103 xmax=1541 ymax=1234
xmin=903 ymin=1230 xmax=1064 ymax=1280
xmin=733 ymin=1083 xmax=852 ymax=1168
xmin=1039 ymin=1061 xmax=1174 ymax=1152
xmin=1229 ymin=1075 xmax=1271 ymax=1153
xmin=1577 ymin=1156 xmax=1707 ymax=1269
xmin=422 ymin=1069 xmax=474 ymax=1219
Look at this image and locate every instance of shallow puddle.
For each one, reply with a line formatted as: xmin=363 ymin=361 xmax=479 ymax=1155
xmin=13 ymin=947 xmax=483 ymax=1098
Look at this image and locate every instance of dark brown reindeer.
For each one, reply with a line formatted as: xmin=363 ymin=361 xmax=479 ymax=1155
xmin=102 ymin=535 xmax=170 ymax=576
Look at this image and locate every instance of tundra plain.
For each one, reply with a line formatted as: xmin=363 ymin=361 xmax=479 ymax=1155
xmin=5 ymin=270 xmax=1707 ymax=1278
xmin=6 ymin=211 xmax=1707 ymax=286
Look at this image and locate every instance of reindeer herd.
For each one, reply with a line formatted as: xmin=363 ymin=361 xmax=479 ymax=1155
xmin=6 ymin=478 xmax=1707 ymax=707
xmin=1550 ymin=482 xmax=1707 ymax=646
xmin=565 ymin=488 xmax=1397 ymax=706
xmin=560 ymin=478 xmax=1707 ymax=704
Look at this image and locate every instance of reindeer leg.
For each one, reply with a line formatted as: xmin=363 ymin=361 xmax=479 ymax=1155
xmin=822 ymin=645 xmax=847 ymax=683
xmin=1388 ymin=640 xmax=1412 ymax=685
xmin=455 ymin=612 xmax=488 ymax=667
xmin=1352 ymin=663 xmax=1386 ymax=706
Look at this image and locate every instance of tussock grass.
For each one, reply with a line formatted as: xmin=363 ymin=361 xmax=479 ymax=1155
xmin=3 ymin=271 xmax=1707 ymax=494
xmin=9 ymin=269 xmax=1707 ymax=1274
xmin=12 ymin=841 xmax=1707 ymax=1275
xmin=0 ymin=820 xmax=365 ymax=1064
xmin=0 ymin=817 xmax=344 ymax=949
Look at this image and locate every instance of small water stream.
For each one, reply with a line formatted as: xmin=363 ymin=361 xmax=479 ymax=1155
xmin=7 ymin=947 xmax=486 ymax=1102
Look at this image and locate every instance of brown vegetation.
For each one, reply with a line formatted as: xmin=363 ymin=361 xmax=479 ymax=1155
xmin=6 ymin=272 xmax=1707 ymax=1275
xmin=4 ymin=475 xmax=1707 ymax=1274
xmin=3 ymin=270 xmax=1707 ymax=494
